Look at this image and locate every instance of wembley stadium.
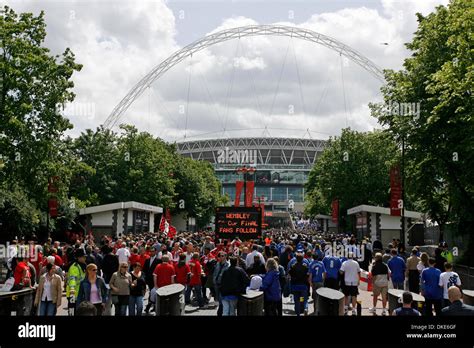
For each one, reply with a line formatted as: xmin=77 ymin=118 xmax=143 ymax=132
xmin=177 ymin=137 xmax=327 ymax=216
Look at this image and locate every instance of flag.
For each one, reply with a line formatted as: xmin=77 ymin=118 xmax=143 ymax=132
xmin=159 ymin=209 xmax=177 ymax=238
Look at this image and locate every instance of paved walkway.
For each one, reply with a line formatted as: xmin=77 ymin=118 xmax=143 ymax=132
xmin=56 ymin=287 xmax=386 ymax=316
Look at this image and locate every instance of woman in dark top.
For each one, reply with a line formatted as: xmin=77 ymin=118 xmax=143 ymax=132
xmin=129 ymin=262 xmax=147 ymax=316
xmin=247 ymin=256 xmax=266 ymax=277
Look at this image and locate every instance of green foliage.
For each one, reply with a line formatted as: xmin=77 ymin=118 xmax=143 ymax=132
xmin=370 ymin=0 xmax=473 ymax=264
xmin=0 ymin=6 xmax=224 ymax=240
xmin=71 ymin=125 xmax=224 ymax=228
xmin=305 ymin=129 xmax=399 ymax=225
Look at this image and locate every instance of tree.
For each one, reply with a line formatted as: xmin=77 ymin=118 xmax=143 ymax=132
xmin=173 ymin=155 xmax=223 ymax=227
xmin=370 ymin=0 xmax=474 ymax=264
xmin=0 ymin=6 xmax=82 ymax=240
xmin=305 ymin=128 xmax=400 ymax=229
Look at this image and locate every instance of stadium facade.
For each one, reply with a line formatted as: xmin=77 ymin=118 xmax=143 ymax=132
xmin=177 ymin=137 xmax=327 ymax=213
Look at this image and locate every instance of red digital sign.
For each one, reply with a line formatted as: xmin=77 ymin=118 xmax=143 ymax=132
xmin=215 ymin=206 xmax=262 ymax=240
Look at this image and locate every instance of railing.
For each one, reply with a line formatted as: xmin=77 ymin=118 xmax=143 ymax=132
xmin=454 ymin=264 xmax=474 ymax=291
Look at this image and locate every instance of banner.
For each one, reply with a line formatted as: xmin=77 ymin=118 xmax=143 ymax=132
xmin=159 ymin=209 xmax=177 ymax=238
xmin=331 ymin=199 xmax=339 ymax=224
xmin=48 ymin=198 xmax=58 ymax=218
xmin=245 ymin=181 xmax=255 ymax=207
xmin=235 ymin=181 xmax=244 ymax=207
xmin=390 ymin=165 xmax=402 ymax=216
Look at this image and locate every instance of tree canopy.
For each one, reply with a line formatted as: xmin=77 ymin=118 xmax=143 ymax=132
xmin=0 ymin=6 xmax=224 ymax=240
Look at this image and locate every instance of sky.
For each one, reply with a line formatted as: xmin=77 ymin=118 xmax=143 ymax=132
xmin=3 ymin=0 xmax=450 ymax=142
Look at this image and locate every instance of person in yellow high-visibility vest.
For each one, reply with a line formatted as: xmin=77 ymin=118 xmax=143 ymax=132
xmin=66 ymin=249 xmax=86 ymax=315
xmin=440 ymin=242 xmax=454 ymax=263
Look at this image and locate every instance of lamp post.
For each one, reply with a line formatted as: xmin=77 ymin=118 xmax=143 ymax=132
xmin=401 ymin=134 xmax=405 ymax=247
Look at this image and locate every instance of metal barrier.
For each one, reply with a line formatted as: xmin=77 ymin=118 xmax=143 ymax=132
xmin=454 ymin=265 xmax=474 ymax=290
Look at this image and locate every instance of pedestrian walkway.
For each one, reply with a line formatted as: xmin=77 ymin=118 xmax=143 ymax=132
xmin=56 ymin=287 xmax=382 ymax=316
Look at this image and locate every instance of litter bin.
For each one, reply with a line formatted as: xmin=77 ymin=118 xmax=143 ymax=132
xmin=388 ymin=289 xmax=425 ymax=315
xmin=462 ymin=290 xmax=474 ymax=306
xmin=0 ymin=288 xmax=36 ymax=316
xmin=316 ymin=287 xmax=345 ymax=316
xmin=388 ymin=289 xmax=404 ymax=315
xmin=238 ymin=290 xmax=264 ymax=316
xmin=155 ymin=284 xmax=185 ymax=316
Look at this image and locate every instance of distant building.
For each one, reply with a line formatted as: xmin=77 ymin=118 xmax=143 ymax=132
xmin=79 ymin=201 xmax=163 ymax=240
xmin=347 ymin=205 xmax=423 ymax=247
xmin=177 ymin=137 xmax=327 ymax=213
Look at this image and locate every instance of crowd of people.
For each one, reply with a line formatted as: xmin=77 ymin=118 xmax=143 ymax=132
xmin=2 ymin=229 xmax=473 ymax=317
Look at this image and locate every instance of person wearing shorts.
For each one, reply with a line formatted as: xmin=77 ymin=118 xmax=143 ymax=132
xmin=370 ymin=253 xmax=390 ymax=315
xmin=340 ymin=252 xmax=360 ymax=315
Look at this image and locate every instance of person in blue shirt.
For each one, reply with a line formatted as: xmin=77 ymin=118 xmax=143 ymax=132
xmin=287 ymin=252 xmax=310 ymax=272
xmin=388 ymin=249 xmax=406 ymax=289
xmin=309 ymin=255 xmax=326 ymax=315
xmin=421 ymin=258 xmax=443 ymax=316
xmin=322 ymin=255 xmax=341 ymax=290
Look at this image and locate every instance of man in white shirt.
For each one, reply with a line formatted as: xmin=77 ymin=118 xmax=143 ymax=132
xmin=340 ymin=252 xmax=361 ymax=315
xmin=439 ymin=262 xmax=462 ymax=308
xmin=245 ymin=245 xmax=265 ymax=269
xmin=116 ymin=244 xmax=131 ymax=265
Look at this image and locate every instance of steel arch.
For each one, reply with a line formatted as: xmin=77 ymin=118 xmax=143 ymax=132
xmin=103 ymin=24 xmax=385 ymax=129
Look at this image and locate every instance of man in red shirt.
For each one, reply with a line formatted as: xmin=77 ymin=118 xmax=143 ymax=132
xmin=185 ymin=253 xmax=205 ymax=307
xmin=153 ymin=255 xmax=175 ymax=288
xmin=13 ymin=256 xmax=31 ymax=289
xmin=138 ymin=247 xmax=150 ymax=268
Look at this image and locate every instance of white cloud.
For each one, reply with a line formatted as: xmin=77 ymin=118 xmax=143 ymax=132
xmin=4 ymin=0 xmax=449 ymax=141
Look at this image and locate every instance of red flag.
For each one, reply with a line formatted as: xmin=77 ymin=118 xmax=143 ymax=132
xmin=245 ymin=181 xmax=255 ymax=207
xmin=235 ymin=181 xmax=244 ymax=207
xmin=159 ymin=215 xmax=166 ymax=231
xmin=159 ymin=209 xmax=177 ymax=238
xmin=167 ymin=225 xmax=177 ymax=239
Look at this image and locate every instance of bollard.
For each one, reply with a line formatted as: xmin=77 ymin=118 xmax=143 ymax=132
xmin=316 ymin=287 xmax=345 ymax=316
xmin=462 ymin=290 xmax=474 ymax=306
xmin=155 ymin=284 xmax=185 ymax=316
xmin=238 ymin=290 xmax=264 ymax=316
xmin=388 ymin=289 xmax=404 ymax=315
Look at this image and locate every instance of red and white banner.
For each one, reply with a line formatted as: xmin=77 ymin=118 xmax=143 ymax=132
xmin=235 ymin=181 xmax=244 ymax=207
xmin=390 ymin=165 xmax=402 ymax=216
xmin=331 ymin=199 xmax=339 ymax=224
xmin=159 ymin=209 xmax=177 ymax=238
xmin=245 ymin=181 xmax=255 ymax=207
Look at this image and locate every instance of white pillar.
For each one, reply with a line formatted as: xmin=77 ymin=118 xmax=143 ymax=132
xmin=149 ymin=212 xmax=154 ymax=232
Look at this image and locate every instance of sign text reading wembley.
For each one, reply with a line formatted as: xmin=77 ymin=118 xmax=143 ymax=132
xmin=215 ymin=207 xmax=262 ymax=240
